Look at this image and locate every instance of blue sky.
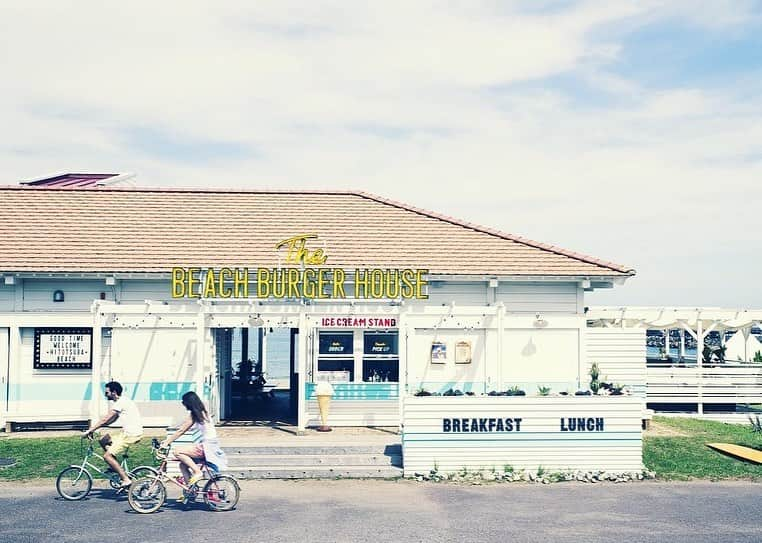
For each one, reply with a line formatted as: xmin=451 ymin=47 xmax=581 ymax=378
xmin=0 ymin=1 xmax=760 ymax=307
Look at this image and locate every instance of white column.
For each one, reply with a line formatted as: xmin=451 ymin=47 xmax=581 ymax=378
xmin=496 ymin=302 xmax=505 ymax=392
xmin=742 ymin=327 xmax=751 ymax=361
xmin=7 ymin=326 xmax=20 ymax=418
xmin=297 ymin=309 xmax=307 ymax=433
xmin=397 ymin=306 xmax=408 ymax=434
xmin=697 ymin=320 xmax=703 ymax=415
xmin=90 ymin=309 xmax=103 ymax=423
xmin=679 ymin=329 xmax=685 ymax=359
xmin=196 ymin=303 xmax=206 ymax=396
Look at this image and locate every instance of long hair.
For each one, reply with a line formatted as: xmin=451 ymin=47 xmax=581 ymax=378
xmin=181 ymin=391 xmax=209 ymax=425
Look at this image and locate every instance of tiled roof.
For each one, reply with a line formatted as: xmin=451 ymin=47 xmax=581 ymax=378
xmin=0 ymin=186 xmax=634 ymax=276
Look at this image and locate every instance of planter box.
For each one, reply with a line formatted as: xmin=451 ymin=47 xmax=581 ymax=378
xmin=402 ymin=396 xmax=643 ymax=476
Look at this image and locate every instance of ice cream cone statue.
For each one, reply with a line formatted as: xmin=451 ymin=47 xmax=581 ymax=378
xmin=315 ymin=381 xmax=334 ymax=432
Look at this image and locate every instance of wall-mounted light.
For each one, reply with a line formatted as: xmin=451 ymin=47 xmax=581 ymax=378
xmin=488 ymin=278 xmax=499 ymax=288
xmin=533 ymin=313 xmax=548 ymax=328
xmin=249 ymin=315 xmax=265 ymax=327
xmin=105 ymin=276 xmax=116 ymax=286
xmin=4 ymin=276 xmax=15 ymax=285
xmin=53 ymin=290 xmax=65 ymax=303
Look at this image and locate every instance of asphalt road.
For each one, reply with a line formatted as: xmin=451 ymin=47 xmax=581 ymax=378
xmin=1 ymin=479 xmax=761 ymax=543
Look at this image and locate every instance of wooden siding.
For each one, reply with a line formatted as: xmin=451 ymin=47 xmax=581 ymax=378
xmin=306 ymin=400 xmax=399 ymax=427
xmin=402 ymin=396 xmax=643 ymax=475
xmin=585 ymin=328 xmax=647 ymax=398
xmin=497 ymin=282 xmax=579 ymax=314
xmin=22 ymin=279 xmax=114 ymax=311
xmin=0 ymin=285 xmax=13 ymax=311
xmin=647 ymin=365 xmax=762 ymax=404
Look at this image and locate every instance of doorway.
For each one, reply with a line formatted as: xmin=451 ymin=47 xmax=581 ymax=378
xmin=219 ymin=327 xmax=298 ymax=425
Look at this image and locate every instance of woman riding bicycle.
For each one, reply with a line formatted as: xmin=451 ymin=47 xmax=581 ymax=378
xmin=160 ymin=391 xmax=228 ymax=501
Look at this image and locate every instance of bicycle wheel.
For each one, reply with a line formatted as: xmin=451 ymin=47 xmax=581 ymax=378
xmin=203 ymin=475 xmax=239 ymax=512
xmin=127 ymin=476 xmax=166 ymax=514
xmin=56 ymin=467 xmax=93 ymax=501
xmin=129 ymin=465 xmax=159 ymax=480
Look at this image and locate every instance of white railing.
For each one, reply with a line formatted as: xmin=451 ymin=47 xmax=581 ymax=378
xmin=646 ymin=364 xmax=762 ymax=404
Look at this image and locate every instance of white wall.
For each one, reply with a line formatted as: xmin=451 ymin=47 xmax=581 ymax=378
xmin=408 ymin=328 xmax=490 ymax=394
xmin=0 ymin=328 xmax=7 ymax=414
xmin=6 ymin=328 xmax=105 ymax=419
xmin=22 ymin=279 xmax=114 ymax=311
xmin=120 ymin=280 xmax=168 ymax=303
xmin=0 ymin=285 xmax=13 ymax=311
xmin=403 ymin=396 xmax=644 ymax=475
xmin=502 ymin=328 xmax=581 ymax=393
xmin=498 ymin=282 xmax=580 ymax=313
xmin=423 ymin=282 xmax=489 ymax=306
xmin=585 ymin=328 xmax=647 ymax=397
xmin=109 ymin=328 xmax=199 ymax=426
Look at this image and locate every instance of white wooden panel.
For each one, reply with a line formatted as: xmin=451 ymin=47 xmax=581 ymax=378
xmin=5 ymin=328 xmax=108 ymax=421
xmin=403 ymin=396 xmax=643 ymax=475
xmin=408 ymin=328 xmax=488 ymax=394
xmin=119 ymin=280 xmax=169 ymax=302
xmin=22 ymin=279 xmax=113 ymax=311
xmin=0 ymin=285 xmax=13 ymax=311
xmin=0 ymin=328 xmax=7 ymax=418
xmin=306 ymin=400 xmax=399 ymax=426
xmin=503 ymin=329 xmax=580 ymax=389
xmin=647 ymin=366 xmax=762 ymax=403
xmin=418 ymin=282 xmax=488 ymax=306
xmin=497 ymin=283 xmax=579 ymax=314
xmin=585 ymin=328 xmax=647 ymax=397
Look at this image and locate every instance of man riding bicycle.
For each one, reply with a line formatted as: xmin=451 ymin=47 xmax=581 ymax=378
xmin=83 ymin=381 xmax=144 ymax=488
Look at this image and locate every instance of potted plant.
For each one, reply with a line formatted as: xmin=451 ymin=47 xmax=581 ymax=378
xmin=537 ymin=385 xmax=551 ymax=396
xmin=589 ymin=363 xmax=601 ymax=394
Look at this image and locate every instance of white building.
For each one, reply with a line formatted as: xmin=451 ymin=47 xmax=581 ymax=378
xmin=0 ymin=177 xmax=638 ymax=434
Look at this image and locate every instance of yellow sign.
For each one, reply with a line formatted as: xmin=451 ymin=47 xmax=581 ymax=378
xmin=171 ymin=234 xmax=429 ymax=299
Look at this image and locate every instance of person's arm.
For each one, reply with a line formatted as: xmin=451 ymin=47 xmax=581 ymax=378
xmin=160 ymin=417 xmax=194 ymax=448
xmin=83 ymin=409 xmax=119 ymax=437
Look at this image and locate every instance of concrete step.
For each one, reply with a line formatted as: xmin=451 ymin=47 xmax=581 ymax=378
xmin=225 ymin=444 xmax=401 ymax=456
xmin=227 ymin=454 xmax=402 ymax=468
xmin=227 ymin=467 xmax=404 ymax=479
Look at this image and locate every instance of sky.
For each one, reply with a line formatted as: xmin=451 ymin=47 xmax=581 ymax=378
xmin=1 ymin=1 xmax=760 ymax=308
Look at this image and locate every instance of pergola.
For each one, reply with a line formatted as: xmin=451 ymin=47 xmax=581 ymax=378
xmin=586 ymin=307 xmax=762 ymax=362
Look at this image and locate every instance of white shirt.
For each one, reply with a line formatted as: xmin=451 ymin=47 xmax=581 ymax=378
xmin=111 ymin=396 xmax=143 ymax=437
xmin=192 ymin=418 xmax=217 ymax=442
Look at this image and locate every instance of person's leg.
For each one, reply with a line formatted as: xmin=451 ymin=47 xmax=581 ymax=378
xmin=105 ymin=434 xmax=131 ymax=485
xmin=172 ymin=444 xmax=204 ymax=482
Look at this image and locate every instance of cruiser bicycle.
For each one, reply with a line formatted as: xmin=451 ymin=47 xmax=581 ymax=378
xmin=127 ymin=438 xmax=240 ymax=514
xmin=56 ymin=434 xmax=158 ymax=500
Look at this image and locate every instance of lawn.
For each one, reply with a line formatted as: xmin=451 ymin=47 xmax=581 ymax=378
xmin=0 ymin=435 xmax=156 ymax=481
xmin=3 ymin=418 xmax=762 ymax=481
xmin=644 ymin=416 xmax=762 ymax=480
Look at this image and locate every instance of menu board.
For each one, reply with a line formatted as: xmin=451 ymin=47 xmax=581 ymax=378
xmin=34 ymin=328 xmax=93 ymax=369
xmin=319 ymin=333 xmax=354 ymax=355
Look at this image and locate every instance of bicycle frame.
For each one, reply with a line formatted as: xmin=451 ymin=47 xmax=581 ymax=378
xmin=149 ymin=444 xmax=218 ymax=497
xmin=69 ymin=443 xmax=123 ymax=477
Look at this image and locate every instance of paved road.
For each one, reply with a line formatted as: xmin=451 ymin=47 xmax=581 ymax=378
xmin=1 ymin=479 xmax=761 ymax=543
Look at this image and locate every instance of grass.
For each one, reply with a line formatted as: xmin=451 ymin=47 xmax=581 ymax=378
xmin=4 ymin=417 xmax=762 ymax=482
xmin=644 ymin=416 xmax=762 ymax=480
xmin=0 ymin=436 xmax=156 ymax=481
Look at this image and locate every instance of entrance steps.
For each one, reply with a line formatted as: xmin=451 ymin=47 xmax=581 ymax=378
xmin=224 ymin=443 xmax=403 ymax=479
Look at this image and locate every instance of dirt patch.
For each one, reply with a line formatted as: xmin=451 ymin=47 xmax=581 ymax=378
xmin=645 ymin=420 xmax=690 ymax=437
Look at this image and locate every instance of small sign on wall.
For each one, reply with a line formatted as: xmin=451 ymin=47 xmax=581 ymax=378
xmin=431 ymin=341 xmax=447 ymax=364
xmin=34 ymin=328 xmax=93 ymax=369
xmin=455 ymin=341 xmax=472 ymax=364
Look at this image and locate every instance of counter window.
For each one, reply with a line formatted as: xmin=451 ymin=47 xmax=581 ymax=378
xmin=363 ymin=331 xmax=399 ymax=382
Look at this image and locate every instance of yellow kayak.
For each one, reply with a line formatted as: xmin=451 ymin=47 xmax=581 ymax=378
xmin=706 ymin=443 xmax=762 ymax=464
